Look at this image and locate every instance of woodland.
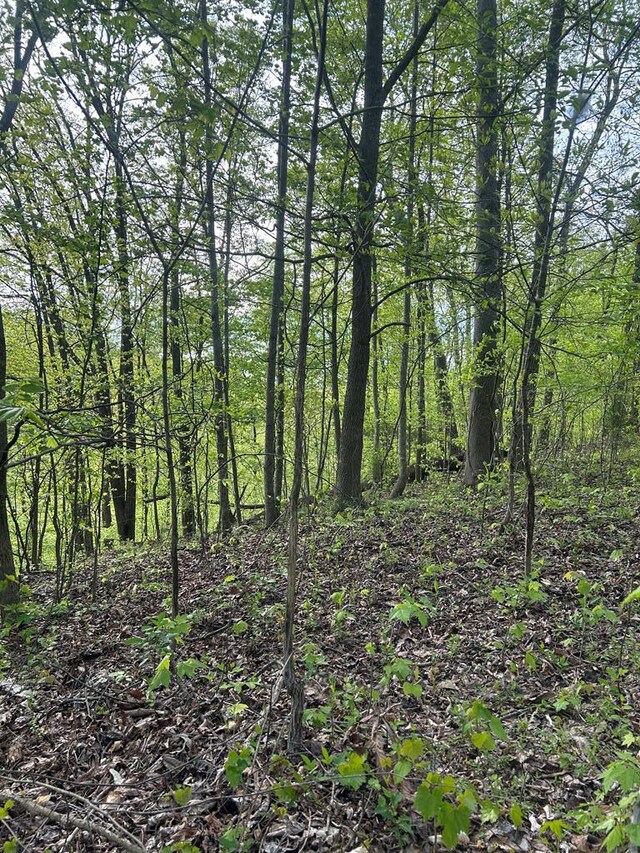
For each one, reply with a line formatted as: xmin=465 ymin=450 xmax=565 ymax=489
xmin=0 ymin=0 xmax=640 ymax=850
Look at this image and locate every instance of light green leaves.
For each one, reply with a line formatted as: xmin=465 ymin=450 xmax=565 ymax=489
xmin=225 ymin=745 xmax=253 ymax=789
xmin=337 ymin=751 xmax=368 ymax=790
xmin=171 ymin=785 xmax=192 ymax=806
xmin=414 ymin=774 xmax=477 ymax=850
xmin=389 ymin=595 xmax=431 ymax=628
xmin=620 ymin=585 xmax=640 ymax=608
xmin=464 ymin=700 xmax=507 ymax=751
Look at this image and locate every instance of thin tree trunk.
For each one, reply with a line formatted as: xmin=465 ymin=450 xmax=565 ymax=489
xmin=0 ymin=307 xmax=18 ymax=614
xmin=519 ymin=0 xmax=567 ymax=571
xmin=371 ymin=260 xmax=383 ymax=483
xmin=222 ymin=175 xmax=242 ymax=523
xmin=275 ymin=310 xmax=286 ymax=510
xmin=391 ymin=1 xmax=420 ymax=498
xmin=170 ymin=131 xmax=196 ymax=537
xmin=113 ymin=149 xmax=137 ymax=540
xmin=201 ymin=0 xmax=233 ymax=533
xmin=284 ymin=0 xmax=327 ymax=753
xmin=162 ymin=263 xmax=181 ymax=617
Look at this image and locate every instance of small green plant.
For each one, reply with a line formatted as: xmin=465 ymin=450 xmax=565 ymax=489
xmin=414 ymin=772 xmax=478 ymax=849
xmin=219 ymin=826 xmax=250 ymax=851
xmin=389 ymin=592 xmax=432 ymax=628
xmin=491 ymin=570 xmax=548 ymax=610
xmin=381 ymin=655 xmax=423 ymax=699
xmin=301 ymin=641 xmax=327 ymax=674
xmin=392 ymin=736 xmax=426 ymax=783
xmin=329 ymin=588 xmax=354 ymax=631
xmin=462 ymin=700 xmax=507 ymax=752
xmin=127 ymin=610 xmax=202 ymax=654
xmin=597 ymin=749 xmax=640 ymax=852
xmin=225 ymin=744 xmax=254 ymax=789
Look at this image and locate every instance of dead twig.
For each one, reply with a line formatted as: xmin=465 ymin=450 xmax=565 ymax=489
xmin=0 ymin=788 xmax=146 ymax=853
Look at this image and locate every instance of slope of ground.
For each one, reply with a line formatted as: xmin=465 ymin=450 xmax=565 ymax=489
xmin=1 ymin=470 xmax=639 ymax=852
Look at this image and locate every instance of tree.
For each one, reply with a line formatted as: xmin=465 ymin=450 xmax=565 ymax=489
xmin=0 ymin=0 xmax=42 ymax=614
xmin=264 ymin=0 xmax=295 ymax=527
xmin=464 ymin=0 xmax=501 ymax=488
xmin=336 ymin=0 xmax=449 ymax=506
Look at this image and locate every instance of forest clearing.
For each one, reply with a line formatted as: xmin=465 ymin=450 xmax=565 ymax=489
xmin=1 ymin=0 xmax=640 ymax=849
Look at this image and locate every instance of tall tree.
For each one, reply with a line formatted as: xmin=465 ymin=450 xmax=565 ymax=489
xmin=335 ymin=0 xmax=449 ymax=505
xmin=201 ymin=0 xmax=234 ymax=532
xmin=464 ymin=0 xmax=502 ymax=487
xmin=283 ymin=0 xmax=328 ymax=754
xmin=264 ymin=0 xmax=295 ymax=527
xmin=391 ymin=1 xmax=419 ymax=498
xmin=0 ymin=0 xmax=41 ymax=614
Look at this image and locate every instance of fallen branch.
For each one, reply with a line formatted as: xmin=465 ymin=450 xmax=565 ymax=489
xmin=0 ymin=789 xmax=146 ymax=853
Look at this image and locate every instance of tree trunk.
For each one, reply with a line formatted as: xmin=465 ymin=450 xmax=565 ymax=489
xmin=0 ymin=307 xmax=18 ymax=615
xmin=284 ymin=0 xmax=327 ymax=753
xmin=464 ymin=0 xmax=502 ymax=487
xmin=264 ymin=0 xmax=295 ymax=527
xmin=336 ymin=0 xmax=448 ymax=505
xmin=391 ymin=1 xmax=420 ymax=499
xmin=201 ymin=0 xmax=234 ymax=533
xmin=335 ymin=0 xmax=385 ymax=505
xmin=113 ymin=148 xmax=137 ymax=540
xmin=170 ymin=131 xmax=196 ymax=537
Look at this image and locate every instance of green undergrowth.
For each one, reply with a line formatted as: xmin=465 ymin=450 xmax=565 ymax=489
xmin=1 ymin=465 xmax=639 ymax=851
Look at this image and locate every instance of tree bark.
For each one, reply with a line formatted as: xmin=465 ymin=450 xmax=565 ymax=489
xmin=264 ymin=0 xmax=295 ymax=527
xmin=336 ymin=0 xmax=449 ymax=505
xmin=201 ymin=0 xmax=234 ymax=533
xmin=464 ymin=0 xmax=502 ymax=487
xmin=0 ymin=307 xmax=18 ymax=614
xmin=391 ymin=0 xmax=419 ymax=498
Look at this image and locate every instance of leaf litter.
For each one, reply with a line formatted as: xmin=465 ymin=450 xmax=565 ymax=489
xmin=1 ymin=473 xmax=639 ymax=851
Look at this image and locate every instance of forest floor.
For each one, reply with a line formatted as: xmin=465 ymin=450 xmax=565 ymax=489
xmin=1 ymin=468 xmax=639 ymax=853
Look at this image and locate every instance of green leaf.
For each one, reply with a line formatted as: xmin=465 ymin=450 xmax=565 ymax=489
xmin=232 ymin=620 xmax=248 ymax=635
xmin=387 ymin=658 xmax=411 ymax=680
xmin=604 ymin=824 xmax=626 ymax=852
xmin=440 ymin=802 xmax=460 ymax=848
xmin=414 ymin=783 xmax=443 ymax=821
xmin=487 ymin=714 xmax=507 ymax=741
xmin=148 ymin=655 xmax=171 ymax=693
xmin=172 ymin=785 xmax=192 ymax=806
xmin=0 ymin=405 xmax=24 ymax=423
xmin=628 ymin=824 xmax=640 ymax=844
xmin=540 ymin=819 xmax=567 ymax=840
xmin=337 ymin=751 xmax=368 ymax=790
xmin=176 ymin=657 xmax=207 ymax=678
xmin=389 ymin=602 xmax=413 ymax=624
xmin=225 ymin=746 xmax=252 ymax=788
xmin=393 ymin=758 xmax=412 ymax=784
xmin=602 ymin=756 xmax=640 ymax=793
xmin=399 ymin=737 xmax=425 ymax=760
xmin=0 ymin=800 xmax=13 ymax=820
xmin=480 ymin=799 xmax=500 ymax=823
xmin=509 ymin=803 xmax=523 ymax=828
xmin=402 ymin=680 xmax=423 ymax=698
xmin=621 ymin=586 xmax=640 ymax=608
xmin=471 ymin=731 xmax=496 ymax=751
xmin=273 ymin=783 xmax=298 ymax=803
